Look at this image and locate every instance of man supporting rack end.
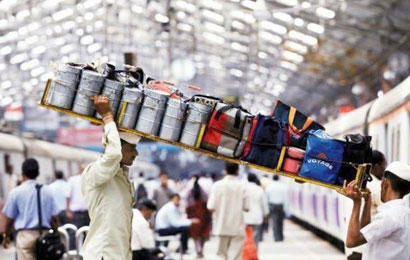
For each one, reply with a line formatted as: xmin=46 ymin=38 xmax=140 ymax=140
xmin=81 ymin=95 xmax=140 ymax=260
xmin=343 ymin=162 xmax=410 ymax=260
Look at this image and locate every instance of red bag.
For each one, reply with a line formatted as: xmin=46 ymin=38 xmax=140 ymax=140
xmin=242 ymin=226 xmax=258 ymax=260
xmin=241 ymin=117 xmax=258 ymax=158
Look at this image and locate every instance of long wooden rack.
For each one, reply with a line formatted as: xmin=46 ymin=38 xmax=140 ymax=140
xmin=39 ymin=79 xmax=370 ymax=194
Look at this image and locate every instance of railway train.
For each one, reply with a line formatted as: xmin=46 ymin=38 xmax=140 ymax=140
xmin=0 ymin=131 xmax=159 ymax=202
xmin=285 ymin=75 xmax=410 ymax=249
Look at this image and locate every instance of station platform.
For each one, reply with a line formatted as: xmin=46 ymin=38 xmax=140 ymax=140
xmin=0 ymin=219 xmax=345 ymax=260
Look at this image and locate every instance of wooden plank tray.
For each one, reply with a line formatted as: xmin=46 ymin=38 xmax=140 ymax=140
xmin=39 ymin=79 xmax=370 ymax=194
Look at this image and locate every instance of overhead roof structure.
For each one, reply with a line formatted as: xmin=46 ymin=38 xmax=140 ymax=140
xmin=0 ymin=0 xmax=409 ymax=121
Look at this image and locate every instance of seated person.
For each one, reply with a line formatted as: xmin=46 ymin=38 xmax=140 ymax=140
xmin=132 ymin=199 xmax=163 ymax=260
xmin=155 ymin=193 xmax=199 ymax=254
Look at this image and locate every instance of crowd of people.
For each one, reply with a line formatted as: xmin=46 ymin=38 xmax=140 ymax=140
xmin=1 ymin=96 xmax=409 ymax=260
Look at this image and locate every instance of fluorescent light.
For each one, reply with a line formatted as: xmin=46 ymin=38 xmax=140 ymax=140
xmin=176 ymin=11 xmax=187 ymax=20
xmin=289 ymin=30 xmax=318 ymax=46
xmin=80 ymin=35 xmax=94 ymax=45
xmin=202 ymin=0 xmax=223 ymax=10
xmin=283 ymin=50 xmax=304 ymax=63
xmin=1 ymin=81 xmax=12 ymax=90
xmin=177 ymin=23 xmax=193 ymax=32
xmin=284 ymin=41 xmax=308 ymax=54
xmin=279 ymin=74 xmax=288 ymax=82
xmin=230 ymin=68 xmax=243 ymax=77
xmin=62 ymin=20 xmax=76 ymax=31
xmin=307 ymin=23 xmax=325 ymax=34
xmin=232 ymin=20 xmax=246 ymax=30
xmin=260 ymin=20 xmax=287 ymax=35
xmin=273 ymin=12 xmax=292 ymax=23
xmin=132 ymin=5 xmax=143 ymax=14
xmin=31 ymin=67 xmax=46 ymax=77
xmin=0 ymin=63 xmax=6 ymax=71
xmin=41 ymin=72 xmax=54 ymax=82
xmin=155 ymin=13 xmax=169 ymax=23
xmin=25 ymin=35 xmax=39 ymax=45
xmin=87 ymin=43 xmax=102 ymax=53
xmin=31 ymin=46 xmax=46 ymax=55
xmin=10 ymin=53 xmax=29 ymax=64
xmin=280 ymin=61 xmax=297 ymax=71
xmin=52 ymin=8 xmax=74 ymax=22
xmin=173 ymin=0 xmax=196 ymax=13
xmin=0 ymin=46 xmax=12 ymax=55
xmin=203 ymin=32 xmax=225 ymax=45
xmin=316 ymin=7 xmax=336 ymax=19
xmin=83 ymin=0 xmax=101 ymax=9
xmin=231 ymin=42 xmax=249 ymax=53
xmin=0 ymin=19 xmax=8 ymax=28
xmin=231 ymin=10 xmax=256 ymax=24
xmin=20 ymin=59 xmax=40 ymax=71
xmin=202 ymin=9 xmax=224 ymax=24
xmin=301 ymin=1 xmax=311 ymax=8
xmin=294 ymin=18 xmax=304 ymax=27
xmin=53 ymin=37 xmax=66 ymax=46
xmin=276 ymin=0 xmax=297 ymax=6
xmin=258 ymin=51 xmax=268 ymax=59
xmin=241 ymin=0 xmax=266 ymax=10
xmin=259 ymin=31 xmax=282 ymax=44
xmin=209 ymin=60 xmax=223 ymax=69
xmin=16 ymin=9 xmax=30 ymax=21
xmin=204 ymin=21 xmax=225 ymax=33
xmin=272 ymin=84 xmax=285 ymax=96
xmin=84 ymin=12 xmax=94 ymax=21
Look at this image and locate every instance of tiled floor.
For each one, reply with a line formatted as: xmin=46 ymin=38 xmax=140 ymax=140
xmin=0 ymin=220 xmax=345 ymax=260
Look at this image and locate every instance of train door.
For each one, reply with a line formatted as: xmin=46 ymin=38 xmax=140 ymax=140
xmin=387 ymin=112 xmax=407 ymax=163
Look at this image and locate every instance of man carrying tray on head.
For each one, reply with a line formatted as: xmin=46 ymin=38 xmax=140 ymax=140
xmin=81 ymin=95 xmax=140 ymax=260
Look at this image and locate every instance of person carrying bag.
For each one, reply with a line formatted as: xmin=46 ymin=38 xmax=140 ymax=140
xmin=35 ymin=184 xmax=65 ymax=260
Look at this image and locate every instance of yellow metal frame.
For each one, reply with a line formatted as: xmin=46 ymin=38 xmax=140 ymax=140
xmin=39 ymin=79 xmax=372 ymax=195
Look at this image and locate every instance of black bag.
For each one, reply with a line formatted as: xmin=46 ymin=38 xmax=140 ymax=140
xmin=241 ymin=115 xmax=289 ymax=169
xmin=337 ymin=134 xmax=373 ymax=186
xmin=35 ymin=184 xmax=65 ymax=260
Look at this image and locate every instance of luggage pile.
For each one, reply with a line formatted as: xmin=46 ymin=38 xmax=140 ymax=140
xmin=44 ymin=62 xmax=372 ymax=188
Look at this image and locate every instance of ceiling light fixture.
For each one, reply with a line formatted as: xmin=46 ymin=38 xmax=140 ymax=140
xmin=289 ymin=30 xmax=318 ymax=46
xmin=282 ymin=50 xmax=304 ymax=63
xmin=260 ymin=20 xmax=287 ymax=35
xmin=273 ymin=12 xmax=293 ymax=23
xmin=154 ymin=13 xmax=169 ymax=23
xmin=316 ymin=7 xmax=336 ymax=19
xmin=203 ymin=32 xmax=225 ymax=45
xmin=259 ymin=31 xmax=282 ymax=44
xmin=294 ymin=18 xmax=304 ymax=27
xmin=202 ymin=9 xmax=224 ymax=24
xmin=307 ymin=23 xmax=325 ymax=34
xmin=284 ymin=41 xmax=308 ymax=54
xmin=280 ymin=60 xmax=297 ymax=71
xmin=204 ymin=21 xmax=225 ymax=33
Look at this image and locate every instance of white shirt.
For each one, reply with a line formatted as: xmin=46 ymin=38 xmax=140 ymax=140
xmin=131 ymin=209 xmax=155 ymax=251
xmin=265 ymin=180 xmax=288 ymax=205
xmin=207 ymin=175 xmax=249 ymax=237
xmin=244 ymin=182 xmax=269 ymax=225
xmin=67 ymin=174 xmax=88 ymax=212
xmin=155 ymin=201 xmax=191 ymax=230
xmin=198 ymin=177 xmax=213 ymax=195
xmin=81 ymin=122 xmax=134 ymax=260
xmin=48 ymin=179 xmax=68 ymax=213
xmin=361 ymin=199 xmax=410 ymax=260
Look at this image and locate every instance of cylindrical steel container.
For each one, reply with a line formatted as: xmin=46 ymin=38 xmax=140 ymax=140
xmin=96 ymin=79 xmax=126 ymax=118
xmin=47 ymin=64 xmax=82 ymax=109
xmin=180 ymin=102 xmax=213 ymax=146
xmin=135 ymin=89 xmax=169 ymax=135
xmin=159 ymin=98 xmax=187 ymax=141
xmin=116 ymin=87 xmax=144 ymax=129
xmin=71 ymin=70 xmax=106 ymax=116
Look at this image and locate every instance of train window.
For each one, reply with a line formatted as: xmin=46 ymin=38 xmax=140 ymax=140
xmin=390 ymin=125 xmax=401 ymax=162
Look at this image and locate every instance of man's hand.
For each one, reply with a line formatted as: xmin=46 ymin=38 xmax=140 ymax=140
xmin=66 ymin=209 xmax=73 ymax=220
xmin=343 ymin=180 xmax=362 ymax=203
xmin=190 ymin=218 xmax=200 ymax=224
xmin=2 ymin=234 xmax=9 ymax=249
xmin=93 ymin=95 xmax=113 ymax=123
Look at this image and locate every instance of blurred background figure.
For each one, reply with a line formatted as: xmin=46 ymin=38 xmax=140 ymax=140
xmin=265 ymin=175 xmax=287 ymax=242
xmin=244 ymin=173 xmax=269 ymax=249
xmin=198 ymin=172 xmax=213 ymax=195
xmin=134 ymin=172 xmax=148 ymax=204
xmin=132 ymin=199 xmax=163 ymax=260
xmin=155 ymin=193 xmax=199 ymax=255
xmin=66 ymin=164 xmax=89 ymax=249
xmin=48 ymin=170 xmax=68 ymax=225
xmin=153 ymin=171 xmax=175 ymax=210
xmin=207 ymin=162 xmax=249 ymax=260
xmin=186 ymin=176 xmax=211 ymax=259
xmin=1 ymin=158 xmax=59 ymax=259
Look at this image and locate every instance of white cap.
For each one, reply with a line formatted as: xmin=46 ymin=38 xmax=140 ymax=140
xmin=119 ymin=132 xmax=141 ymax=145
xmin=385 ymin=161 xmax=410 ymax=182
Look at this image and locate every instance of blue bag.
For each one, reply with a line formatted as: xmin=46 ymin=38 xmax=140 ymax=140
xmin=241 ymin=115 xmax=288 ymax=169
xmin=299 ymin=130 xmax=345 ymax=184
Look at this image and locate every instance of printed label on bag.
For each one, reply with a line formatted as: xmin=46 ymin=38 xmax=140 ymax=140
xmin=307 ymin=153 xmax=334 ymax=170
